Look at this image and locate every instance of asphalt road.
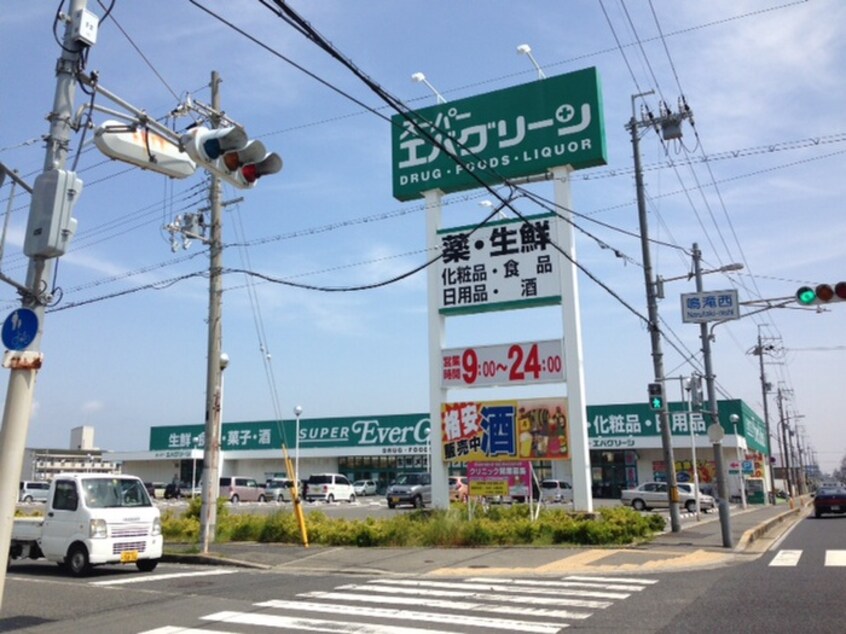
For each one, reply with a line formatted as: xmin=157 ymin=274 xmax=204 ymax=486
xmin=4 ymin=512 xmax=842 ymax=633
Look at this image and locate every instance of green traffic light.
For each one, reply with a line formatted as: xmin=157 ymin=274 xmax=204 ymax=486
xmin=796 ymin=286 xmax=816 ymax=305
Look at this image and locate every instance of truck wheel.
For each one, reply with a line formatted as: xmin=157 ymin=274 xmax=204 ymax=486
xmin=23 ymin=495 xmax=33 ymax=503
xmin=136 ymin=559 xmax=159 ymax=572
xmin=349 ymin=493 xmax=356 ymax=504
xmin=230 ymin=494 xmax=240 ymax=504
xmin=387 ymin=500 xmax=396 ymax=509
xmin=67 ymin=544 xmax=91 ymax=577
xmin=258 ymin=494 xmax=267 ymax=503
xmin=414 ymin=495 xmax=424 ymax=509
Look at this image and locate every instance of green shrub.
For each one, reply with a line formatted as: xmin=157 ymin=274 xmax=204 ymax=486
xmin=160 ymin=501 xmax=665 ymax=548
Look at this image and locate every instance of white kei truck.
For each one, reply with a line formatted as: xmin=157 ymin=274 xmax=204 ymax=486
xmin=9 ymin=473 xmax=163 ymax=576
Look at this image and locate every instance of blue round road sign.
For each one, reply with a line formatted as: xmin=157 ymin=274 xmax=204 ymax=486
xmin=2 ymin=308 xmax=39 ymax=351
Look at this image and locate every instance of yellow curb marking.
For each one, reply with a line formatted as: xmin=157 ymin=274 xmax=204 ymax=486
xmin=427 ymin=548 xmax=736 ymax=577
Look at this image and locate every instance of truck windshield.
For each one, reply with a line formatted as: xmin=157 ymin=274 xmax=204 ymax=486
xmin=83 ymin=478 xmax=152 ymax=508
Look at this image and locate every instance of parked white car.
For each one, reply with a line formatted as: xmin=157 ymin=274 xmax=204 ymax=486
xmin=305 ymin=473 xmax=356 ymax=503
xmin=353 ymin=479 xmax=377 ymax=496
xmin=621 ymin=481 xmax=715 ymax=513
xmin=19 ymin=481 xmax=50 ymax=503
xmin=540 ymin=479 xmax=573 ymax=503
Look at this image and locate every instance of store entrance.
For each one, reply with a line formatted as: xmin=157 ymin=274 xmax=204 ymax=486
xmin=590 ymin=450 xmax=629 ymax=499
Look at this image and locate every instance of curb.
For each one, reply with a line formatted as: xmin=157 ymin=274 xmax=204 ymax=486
xmin=735 ymin=503 xmax=806 ymax=551
xmin=161 ymin=551 xmax=271 ymax=570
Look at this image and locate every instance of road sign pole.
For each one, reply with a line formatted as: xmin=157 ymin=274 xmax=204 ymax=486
xmin=0 ymin=0 xmax=89 ymax=609
xmin=693 ymin=243 xmax=733 ymax=547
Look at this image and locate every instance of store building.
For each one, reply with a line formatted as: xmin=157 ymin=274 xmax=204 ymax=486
xmin=109 ymin=398 xmax=771 ymax=499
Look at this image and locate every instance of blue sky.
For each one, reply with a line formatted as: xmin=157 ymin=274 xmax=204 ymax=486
xmin=1 ymin=1 xmax=844 ymax=472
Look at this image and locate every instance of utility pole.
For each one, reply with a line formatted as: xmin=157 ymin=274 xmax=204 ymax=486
xmin=627 ymin=91 xmax=686 ymax=532
xmin=0 ymin=0 xmax=90 ymax=609
xmin=752 ymin=329 xmax=777 ymax=503
xmin=199 ymin=71 xmax=224 ymax=554
xmin=692 ymin=243 xmax=732 ymax=547
xmin=776 ymin=387 xmax=794 ymax=504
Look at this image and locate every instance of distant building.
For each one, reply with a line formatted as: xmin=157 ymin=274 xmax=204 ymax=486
xmin=21 ymin=420 xmax=120 ymax=481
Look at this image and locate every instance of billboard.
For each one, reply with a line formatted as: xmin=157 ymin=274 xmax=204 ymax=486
xmin=441 ymin=398 xmax=570 ymax=463
xmin=437 ymin=213 xmax=562 ymax=315
xmin=392 ymin=67 xmax=606 ymax=200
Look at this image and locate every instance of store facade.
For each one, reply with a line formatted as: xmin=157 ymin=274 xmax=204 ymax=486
xmin=111 ymin=399 xmax=771 ymax=499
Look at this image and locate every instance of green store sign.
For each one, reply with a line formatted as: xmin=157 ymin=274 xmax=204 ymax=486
xmin=587 ymin=400 xmax=768 ymax=455
xmin=149 ymin=401 xmax=767 ymax=456
xmin=391 ymin=67 xmax=607 ymax=201
xmin=149 ymin=414 xmax=431 ymax=452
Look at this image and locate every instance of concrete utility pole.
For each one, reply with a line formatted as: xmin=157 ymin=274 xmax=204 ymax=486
xmin=752 ymin=329 xmax=777 ymax=502
xmin=692 ymin=243 xmax=732 ymax=547
xmin=0 ymin=0 xmax=89 ymax=609
xmin=627 ymin=91 xmax=681 ymax=532
xmin=776 ymin=387 xmax=794 ymax=501
xmin=199 ymin=71 xmax=224 ymax=554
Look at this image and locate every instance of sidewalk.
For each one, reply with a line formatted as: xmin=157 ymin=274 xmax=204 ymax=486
xmin=163 ymin=499 xmax=809 ymax=577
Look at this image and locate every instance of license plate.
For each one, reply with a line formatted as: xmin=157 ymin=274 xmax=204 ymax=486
xmin=832 ymin=506 xmax=841 ymax=512
xmin=391 ymin=497 xmax=400 ymax=503
xmin=120 ymin=550 xmax=139 ymax=563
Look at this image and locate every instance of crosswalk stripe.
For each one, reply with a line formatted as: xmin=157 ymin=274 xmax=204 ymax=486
xmin=770 ymin=550 xmax=803 ymax=566
xmin=302 ymin=589 xmax=594 ymax=619
xmin=204 ymin=611 xmax=462 ymax=634
xmin=825 ymin=550 xmax=846 ymax=566
xmin=468 ymin=576 xmax=649 ymax=592
xmin=253 ymin=600 xmax=568 ymax=633
xmin=140 ymin=625 xmax=238 ymax=634
xmin=92 ymin=568 xmax=238 ymax=586
xmin=142 ymin=574 xmax=658 ymax=633
xmin=368 ymin=577 xmax=630 ymax=600
xmin=564 ymin=575 xmax=659 ymax=585
xmin=332 ymin=583 xmax=612 ymax=609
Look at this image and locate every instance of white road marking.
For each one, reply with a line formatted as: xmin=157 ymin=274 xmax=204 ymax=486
xmin=331 ymin=583 xmax=611 ymax=609
xmin=92 ymin=568 xmax=238 ymax=586
xmin=468 ymin=575 xmax=649 ymax=591
xmin=368 ymin=577 xmax=629 ymax=599
xmin=205 ymin=611 xmax=460 ymax=633
xmin=302 ymin=589 xmax=593 ymax=619
xmin=140 ymin=625 xmax=238 ymax=634
xmin=252 ymin=601 xmax=568 ymax=633
xmin=825 ymin=550 xmax=846 ymax=566
xmin=769 ymin=550 xmax=803 ymax=566
xmin=563 ymin=575 xmax=659 ymax=585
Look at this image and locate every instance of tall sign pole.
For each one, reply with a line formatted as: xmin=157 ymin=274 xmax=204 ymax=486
xmin=693 ymin=243 xmax=732 ymax=547
xmin=553 ymin=166 xmax=591 ymax=512
xmin=199 ymin=71 xmax=224 ymax=553
xmin=424 ymin=188 xmax=448 ymax=508
xmin=0 ymin=0 xmax=90 ymax=608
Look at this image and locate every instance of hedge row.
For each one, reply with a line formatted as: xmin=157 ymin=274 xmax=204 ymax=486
xmin=161 ymin=498 xmax=665 ymax=547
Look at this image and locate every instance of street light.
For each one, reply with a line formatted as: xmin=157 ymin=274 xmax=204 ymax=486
xmin=294 ymin=405 xmax=303 ymax=486
xmin=411 ymin=72 xmax=446 ymax=104
xmin=517 ymin=43 xmax=546 ymax=80
xmin=655 ymin=262 xmax=744 ymax=299
xmin=730 ymin=414 xmax=747 ymax=509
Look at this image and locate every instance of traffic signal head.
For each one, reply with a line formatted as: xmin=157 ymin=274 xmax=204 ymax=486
xmin=648 ymin=382 xmax=664 ymax=411
xmin=181 ymin=126 xmax=282 ymax=189
xmin=796 ymin=282 xmax=846 ymax=306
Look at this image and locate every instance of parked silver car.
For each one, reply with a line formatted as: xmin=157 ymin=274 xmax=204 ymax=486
xmin=387 ymin=472 xmax=431 ymax=509
xmin=264 ymin=478 xmax=295 ymax=502
xmin=620 ymin=481 xmax=715 ymax=513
